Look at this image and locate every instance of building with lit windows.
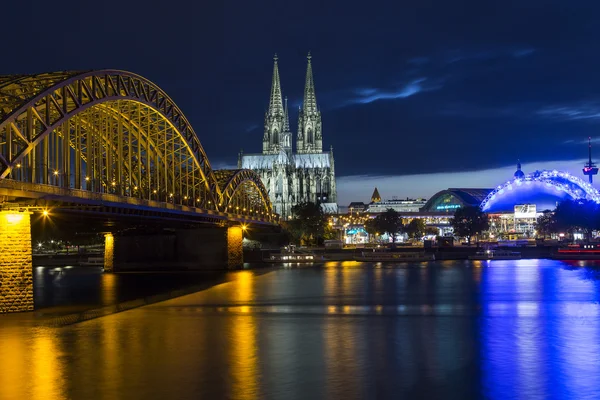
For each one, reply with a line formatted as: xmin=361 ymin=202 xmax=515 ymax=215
xmin=364 ymin=187 xmax=427 ymax=213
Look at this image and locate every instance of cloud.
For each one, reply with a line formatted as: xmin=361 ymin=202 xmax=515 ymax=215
xmin=336 ymin=158 xmax=588 ymax=206
xmin=563 ymin=137 xmax=600 ymax=145
xmin=343 ymin=78 xmax=438 ymax=106
xmin=537 ymin=105 xmax=600 ymax=120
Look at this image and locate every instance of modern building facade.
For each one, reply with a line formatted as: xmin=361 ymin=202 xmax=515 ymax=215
xmin=239 ymin=54 xmax=337 ymax=218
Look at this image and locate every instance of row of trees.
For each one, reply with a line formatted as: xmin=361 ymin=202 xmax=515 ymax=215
xmin=363 ymin=206 xmax=491 ymax=245
xmin=284 ymin=204 xmax=440 ymax=246
xmin=283 ymin=199 xmax=600 ymax=247
xmin=364 ymin=209 xmax=438 ymax=243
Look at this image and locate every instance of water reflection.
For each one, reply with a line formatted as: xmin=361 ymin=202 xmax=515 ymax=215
xmin=2 ymin=261 xmax=600 ymax=399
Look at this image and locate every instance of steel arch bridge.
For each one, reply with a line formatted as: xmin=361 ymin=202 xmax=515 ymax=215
xmin=0 ymin=70 xmax=276 ymax=224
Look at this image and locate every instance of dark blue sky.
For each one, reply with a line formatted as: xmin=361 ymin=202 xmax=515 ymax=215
xmin=4 ymin=0 xmax=600 ymax=202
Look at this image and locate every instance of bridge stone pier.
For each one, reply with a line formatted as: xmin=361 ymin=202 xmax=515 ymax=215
xmin=105 ymin=225 xmax=244 ymax=271
xmin=0 ymin=211 xmax=33 ymax=313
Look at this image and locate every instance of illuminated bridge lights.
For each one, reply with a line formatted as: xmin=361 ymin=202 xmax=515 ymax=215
xmin=0 ymin=70 xmax=276 ymax=223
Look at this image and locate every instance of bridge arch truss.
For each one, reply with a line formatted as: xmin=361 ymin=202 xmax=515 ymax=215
xmin=215 ymin=169 xmax=274 ymax=218
xmin=0 ymin=70 xmax=274 ymax=222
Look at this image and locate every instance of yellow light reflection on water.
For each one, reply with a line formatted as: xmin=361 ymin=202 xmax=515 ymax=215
xmin=0 ymin=328 xmax=29 ymax=399
xmin=230 ymin=271 xmax=258 ymax=400
xmin=235 ymin=271 xmax=254 ymax=304
xmin=0 ymin=327 xmax=66 ymax=399
xmin=32 ymin=333 xmax=64 ymax=399
xmin=101 ymin=272 xmax=118 ymax=306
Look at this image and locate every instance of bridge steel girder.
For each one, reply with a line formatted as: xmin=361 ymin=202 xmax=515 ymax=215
xmin=215 ymin=169 xmax=276 ymax=221
xmin=0 ymin=70 xmax=276 ymax=223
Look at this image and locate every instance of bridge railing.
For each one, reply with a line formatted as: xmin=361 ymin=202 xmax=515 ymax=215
xmin=0 ymin=179 xmax=278 ymax=224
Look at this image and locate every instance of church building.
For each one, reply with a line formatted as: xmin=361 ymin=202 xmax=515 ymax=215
xmin=239 ymin=54 xmax=338 ymax=218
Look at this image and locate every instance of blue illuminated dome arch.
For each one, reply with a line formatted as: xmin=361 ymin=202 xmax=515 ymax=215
xmin=480 ymin=170 xmax=600 ymax=213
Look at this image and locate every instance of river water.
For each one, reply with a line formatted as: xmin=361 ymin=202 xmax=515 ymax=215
xmin=2 ymin=259 xmax=600 ymax=400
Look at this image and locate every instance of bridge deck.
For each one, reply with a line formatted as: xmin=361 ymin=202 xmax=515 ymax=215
xmin=0 ymin=179 xmax=277 ymax=226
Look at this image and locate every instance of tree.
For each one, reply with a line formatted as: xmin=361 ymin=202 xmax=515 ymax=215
xmin=372 ymin=208 xmax=403 ymax=245
xmin=535 ymin=209 xmax=556 ymax=238
xmin=404 ymin=218 xmax=426 ymax=239
xmin=364 ymin=218 xmax=379 ymax=242
xmin=289 ymin=202 xmax=326 ymax=246
xmin=450 ymin=206 xmax=489 ymax=244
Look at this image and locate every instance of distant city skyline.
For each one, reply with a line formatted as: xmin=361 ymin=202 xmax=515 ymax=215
xmin=335 ymin=158 xmax=592 ymax=206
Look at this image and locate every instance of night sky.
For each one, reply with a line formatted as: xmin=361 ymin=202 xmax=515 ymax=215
xmin=4 ymin=1 xmax=600 ymax=204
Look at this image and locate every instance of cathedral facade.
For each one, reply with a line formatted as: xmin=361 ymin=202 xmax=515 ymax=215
xmin=239 ymin=54 xmax=337 ymax=219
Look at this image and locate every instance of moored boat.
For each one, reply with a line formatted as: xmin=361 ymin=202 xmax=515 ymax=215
xmin=552 ymin=248 xmax=600 ymax=260
xmin=80 ymin=256 xmax=104 ymax=266
xmin=264 ymin=246 xmax=322 ymax=263
xmin=354 ymin=251 xmax=435 ymax=262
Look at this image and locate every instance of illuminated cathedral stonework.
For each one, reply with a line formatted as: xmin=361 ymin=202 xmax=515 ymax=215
xmin=239 ymin=54 xmax=338 ymax=218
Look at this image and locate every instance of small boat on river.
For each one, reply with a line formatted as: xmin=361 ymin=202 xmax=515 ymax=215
xmin=264 ymin=246 xmax=322 ymax=263
xmin=79 ymin=256 xmax=105 ymax=266
xmin=468 ymin=249 xmax=521 ymax=260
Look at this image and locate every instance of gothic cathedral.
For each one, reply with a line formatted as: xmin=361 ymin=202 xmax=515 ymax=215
xmin=239 ymin=53 xmax=338 ymax=219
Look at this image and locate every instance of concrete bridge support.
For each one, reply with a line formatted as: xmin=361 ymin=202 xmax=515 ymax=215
xmin=106 ymin=225 xmax=244 ymax=271
xmin=0 ymin=211 xmax=33 ymax=313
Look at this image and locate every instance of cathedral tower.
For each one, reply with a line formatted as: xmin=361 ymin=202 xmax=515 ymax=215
xmin=263 ymin=54 xmax=285 ymax=154
xmin=296 ymin=53 xmax=322 ymax=154
xmin=241 ymin=54 xmax=337 ymax=218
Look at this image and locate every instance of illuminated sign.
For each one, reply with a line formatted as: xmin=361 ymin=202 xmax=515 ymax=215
xmin=436 ymin=204 xmax=461 ymax=210
xmin=514 ymin=204 xmax=536 ymax=218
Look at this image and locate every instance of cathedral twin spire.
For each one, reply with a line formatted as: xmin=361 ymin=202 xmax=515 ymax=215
xmin=268 ymin=54 xmax=284 ymax=118
xmin=263 ymin=53 xmax=322 ymax=155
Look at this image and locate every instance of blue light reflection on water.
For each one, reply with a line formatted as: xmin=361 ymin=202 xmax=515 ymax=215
xmin=480 ymin=259 xmax=600 ymax=399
